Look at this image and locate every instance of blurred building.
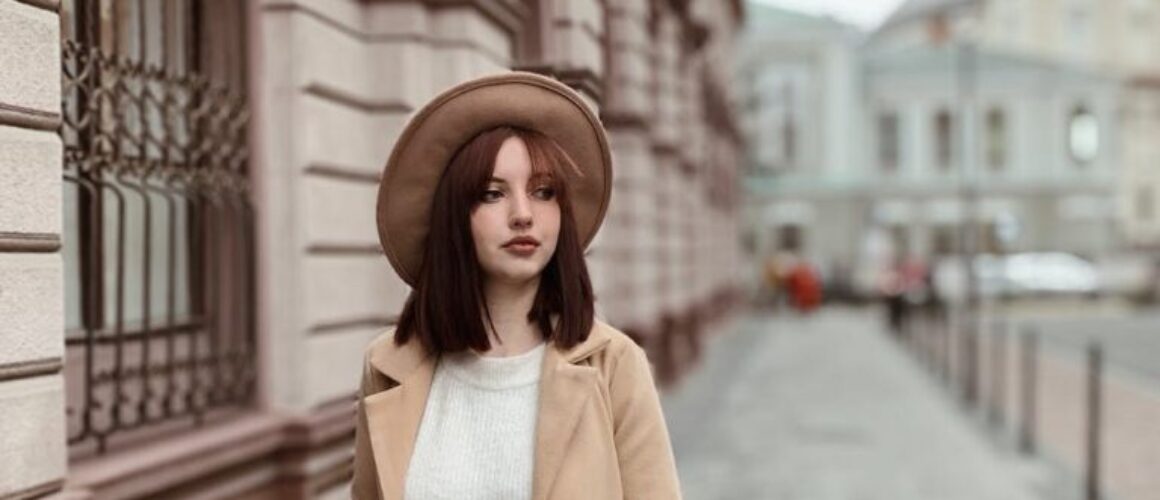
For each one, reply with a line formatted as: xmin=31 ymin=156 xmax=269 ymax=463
xmin=865 ymin=0 xmax=1125 ymax=260
xmin=737 ymin=4 xmax=864 ymax=291
xmin=741 ymin=0 xmax=1160 ymax=298
xmin=0 ymin=0 xmax=745 ymax=498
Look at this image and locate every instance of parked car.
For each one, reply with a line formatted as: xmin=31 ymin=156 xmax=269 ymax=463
xmin=1004 ymin=252 xmax=1099 ymax=296
xmin=933 ymin=252 xmax=1101 ymax=301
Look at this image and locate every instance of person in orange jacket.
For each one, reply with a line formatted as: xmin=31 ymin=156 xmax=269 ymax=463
xmin=785 ymin=260 xmax=822 ymax=313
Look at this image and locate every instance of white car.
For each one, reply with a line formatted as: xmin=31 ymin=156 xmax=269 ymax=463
xmin=1003 ymin=252 xmax=1099 ymax=295
xmin=934 ymin=252 xmax=1100 ymax=301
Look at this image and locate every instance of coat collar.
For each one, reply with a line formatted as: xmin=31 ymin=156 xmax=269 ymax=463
xmin=363 ymin=323 xmax=613 ymax=500
xmin=367 ymin=322 xmax=612 ymax=381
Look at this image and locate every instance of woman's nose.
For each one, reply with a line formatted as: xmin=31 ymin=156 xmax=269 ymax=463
xmin=510 ymin=196 xmax=533 ymax=229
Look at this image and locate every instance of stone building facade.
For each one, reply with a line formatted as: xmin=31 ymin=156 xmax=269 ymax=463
xmin=0 ymin=0 xmax=744 ymax=498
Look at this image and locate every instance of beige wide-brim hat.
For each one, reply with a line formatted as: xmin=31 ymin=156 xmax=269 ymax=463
xmin=376 ymin=72 xmax=613 ymax=286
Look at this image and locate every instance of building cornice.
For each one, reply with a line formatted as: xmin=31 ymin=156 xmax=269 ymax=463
xmin=0 ymin=102 xmax=60 ymax=132
xmin=361 ymin=0 xmax=530 ymax=38
xmin=512 ymin=65 xmax=605 ymax=105
xmin=0 ymin=232 xmax=62 ymax=253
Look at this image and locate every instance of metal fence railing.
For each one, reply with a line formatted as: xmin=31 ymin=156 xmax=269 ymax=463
xmin=896 ymin=306 xmax=1117 ymax=500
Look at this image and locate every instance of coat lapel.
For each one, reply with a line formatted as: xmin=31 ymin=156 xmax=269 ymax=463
xmin=532 ymin=325 xmax=611 ymax=500
xmin=364 ymin=335 xmax=436 ymax=500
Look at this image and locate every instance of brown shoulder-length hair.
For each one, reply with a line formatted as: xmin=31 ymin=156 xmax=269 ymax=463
xmin=393 ymin=126 xmax=595 ymax=355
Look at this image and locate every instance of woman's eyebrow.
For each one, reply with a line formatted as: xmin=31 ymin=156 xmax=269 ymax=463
xmin=487 ymin=177 xmax=509 ymax=184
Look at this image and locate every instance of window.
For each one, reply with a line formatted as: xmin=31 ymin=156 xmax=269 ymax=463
xmin=778 ymin=225 xmax=802 ymax=252
xmin=61 ymin=0 xmax=254 ymax=458
xmin=1068 ymin=105 xmax=1100 ymax=166
xmin=782 ymin=118 xmax=798 ymax=167
xmin=878 ymin=112 xmax=900 ymax=172
xmin=932 ymin=226 xmax=956 ymax=256
xmin=782 ymin=82 xmax=797 ymax=167
xmin=985 ymin=108 xmax=1007 ymax=170
xmin=934 ymin=109 xmax=953 ymax=170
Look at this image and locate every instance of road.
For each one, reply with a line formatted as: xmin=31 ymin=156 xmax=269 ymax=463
xmin=1006 ymin=306 xmax=1160 ymax=385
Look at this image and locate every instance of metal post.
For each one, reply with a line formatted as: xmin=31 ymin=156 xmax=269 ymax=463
xmin=989 ymin=318 xmax=1007 ymax=427
xmin=944 ymin=315 xmax=955 ymax=386
xmin=960 ymin=319 xmax=969 ymax=401
xmin=1085 ymin=343 xmax=1103 ymax=500
xmin=928 ymin=324 xmax=936 ymax=369
xmin=1019 ymin=326 xmax=1038 ymax=454
xmin=946 ymin=311 xmax=956 ymax=386
xmin=943 ymin=308 xmax=951 ymax=383
xmin=965 ymin=317 xmax=978 ymax=407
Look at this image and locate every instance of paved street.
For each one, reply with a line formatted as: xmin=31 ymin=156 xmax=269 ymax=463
xmin=661 ymin=307 xmax=1060 ymax=500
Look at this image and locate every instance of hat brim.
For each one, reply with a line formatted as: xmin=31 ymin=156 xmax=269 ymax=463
xmin=376 ymin=72 xmax=613 ymax=287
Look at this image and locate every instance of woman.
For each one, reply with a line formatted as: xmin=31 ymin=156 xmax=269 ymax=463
xmin=351 ymin=72 xmax=682 ymax=500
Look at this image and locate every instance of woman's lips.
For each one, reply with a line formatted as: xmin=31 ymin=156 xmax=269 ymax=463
xmin=503 ymin=237 xmax=539 ymax=256
xmin=504 ymin=243 xmax=538 ymax=256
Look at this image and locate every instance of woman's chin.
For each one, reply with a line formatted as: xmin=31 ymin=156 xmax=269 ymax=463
xmin=488 ymin=264 xmax=547 ymax=285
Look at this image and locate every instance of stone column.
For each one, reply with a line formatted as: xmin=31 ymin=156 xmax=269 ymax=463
xmin=0 ymin=0 xmax=67 ymax=498
xmin=651 ymin=8 xmax=682 ymax=330
xmin=526 ymin=0 xmax=605 ymax=97
xmin=600 ymin=0 xmax=654 ymax=331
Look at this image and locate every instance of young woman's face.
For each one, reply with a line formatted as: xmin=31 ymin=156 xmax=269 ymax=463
xmin=471 ymin=136 xmax=561 ymax=285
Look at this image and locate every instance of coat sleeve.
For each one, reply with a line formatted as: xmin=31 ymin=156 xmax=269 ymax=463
xmin=351 ymin=350 xmax=392 ymax=500
xmin=608 ymin=342 xmax=683 ymax=500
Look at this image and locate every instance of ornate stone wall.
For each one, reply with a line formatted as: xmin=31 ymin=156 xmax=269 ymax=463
xmin=1 ymin=0 xmax=744 ymax=497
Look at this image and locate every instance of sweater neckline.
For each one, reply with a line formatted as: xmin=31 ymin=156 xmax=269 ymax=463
xmin=441 ymin=342 xmax=547 ymax=390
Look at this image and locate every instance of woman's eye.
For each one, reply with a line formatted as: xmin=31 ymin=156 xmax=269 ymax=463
xmin=532 ymin=187 xmax=555 ymax=200
xmin=481 ymin=189 xmax=503 ymax=202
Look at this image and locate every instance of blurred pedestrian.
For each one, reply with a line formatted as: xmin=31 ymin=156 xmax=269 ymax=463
xmin=762 ymin=252 xmax=783 ymax=307
xmin=763 ymin=250 xmax=799 ymax=309
xmin=881 ymin=266 xmax=906 ymax=335
xmin=351 ymin=73 xmax=681 ymax=500
xmin=785 ymin=260 xmax=822 ymax=313
xmin=881 ymin=255 xmax=929 ymax=336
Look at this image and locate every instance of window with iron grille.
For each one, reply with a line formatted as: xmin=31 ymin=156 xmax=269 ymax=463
xmin=60 ymin=0 xmax=254 ymax=458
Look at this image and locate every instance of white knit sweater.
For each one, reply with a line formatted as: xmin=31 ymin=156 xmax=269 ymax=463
xmin=403 ymin=341 xmax=547 ymax=500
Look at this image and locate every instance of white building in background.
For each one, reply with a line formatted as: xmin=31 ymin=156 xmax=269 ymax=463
xmin=738 ymin=4 xmax=866 ymax=288
xmin=939 ymin=0 xmax=1160 ymax=250
xmin=862 ymin=42 xmax=1122 ymax=259
xmin=741 ymin=0 xmax=1160 ymax=297
xmin=1122 ymin=79 xmax=1160 ymax=247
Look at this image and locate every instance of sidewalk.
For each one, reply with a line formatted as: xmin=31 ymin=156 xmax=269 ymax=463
xmin=661 ymin=307 xmax=1057 ymax=500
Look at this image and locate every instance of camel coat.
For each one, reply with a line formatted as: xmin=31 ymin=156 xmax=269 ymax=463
xmin=350 ymin=320 xmax=682 ymax=500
